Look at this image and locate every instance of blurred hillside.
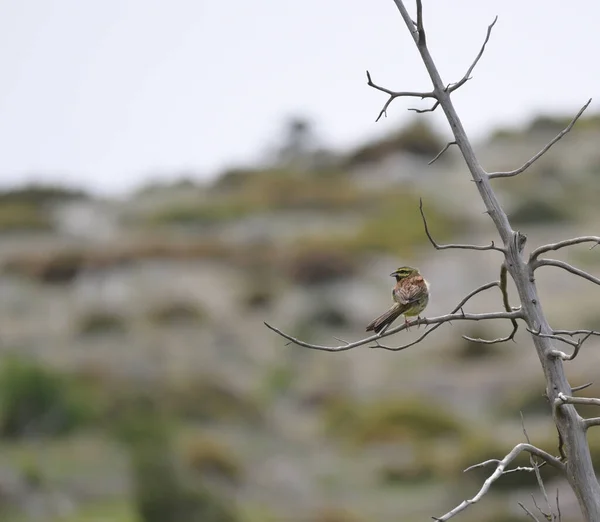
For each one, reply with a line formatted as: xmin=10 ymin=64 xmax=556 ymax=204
xmin=0 ymin=112 xmax=599 ymax=522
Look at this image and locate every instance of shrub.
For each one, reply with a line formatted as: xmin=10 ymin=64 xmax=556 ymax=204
xmin=0 ymin=203 xmax=52 ymax=232
xmin=182 ymin=437 xmax=242 ymax=485
xmin=453 ymin=326 xmax=505 ymax=360
xmin=165 ymin=378 xmax=262 ymax=425
xmin=147 ymin=301 xmax=205 ymax=326
xmin=0 ymin=357 xmax=92 ymax=438
xmin=78 ymin=310 xmax=128 ymax=336
xmin=510 ymin=199 xmax=571 ymax=225
xmin=285 ymin=247 xmax=357 ymax=285
xmin=311 ymin=507 xmax=363 ymax=522
xmin=457 ymin=434 xmax=562 ymax=490
xmin=324 ymin=397 xmax=463 ymax=446
xmin=346 ymin=118 xmax=444 ymax=165
xmin=350 ymin=192 xmax=459 ymax=255
xmin=496 ymin=383 xmax=550 ymax=418
xmin=0 ymin=184 xmax=88 ymax=205
xmin=114 ymin=394 xmax=239 ymax=522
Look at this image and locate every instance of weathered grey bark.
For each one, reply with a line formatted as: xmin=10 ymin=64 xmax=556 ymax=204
xmin=390 ymin=1 xmax=600 ymax=519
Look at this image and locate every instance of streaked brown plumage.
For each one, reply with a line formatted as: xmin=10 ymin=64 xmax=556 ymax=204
xmin=366 ymin=266 xmax=429 ymax=334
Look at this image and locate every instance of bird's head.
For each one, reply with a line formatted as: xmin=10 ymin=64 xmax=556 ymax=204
xmin=390 ymin=266 xmax=419 ymax=281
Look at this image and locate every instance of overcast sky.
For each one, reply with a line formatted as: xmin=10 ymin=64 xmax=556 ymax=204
xmin=0 ymin=0 xmax=597 ymax=194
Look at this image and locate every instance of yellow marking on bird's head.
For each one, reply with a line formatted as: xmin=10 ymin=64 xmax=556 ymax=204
xmin=390 ymin=266 xmax=419 ymax=280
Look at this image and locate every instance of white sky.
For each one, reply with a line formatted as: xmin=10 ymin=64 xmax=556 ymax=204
xmin=0 ymin=0 xmax=597 ymax=194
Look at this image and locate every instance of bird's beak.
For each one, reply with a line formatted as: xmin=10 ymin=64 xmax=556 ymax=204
xmin=389 ymin=271 xmax=398 ymax=277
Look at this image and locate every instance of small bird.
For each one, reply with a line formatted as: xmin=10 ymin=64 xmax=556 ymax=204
xmin=366 ymin=266 xmax=429 ymax=334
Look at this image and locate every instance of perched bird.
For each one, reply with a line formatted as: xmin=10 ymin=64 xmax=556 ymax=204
xmin=366 ymin=266 xmax=429 ymax=334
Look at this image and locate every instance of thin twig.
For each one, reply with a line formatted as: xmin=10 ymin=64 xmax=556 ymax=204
xmin=556 ymin=489 xmax=562 ymax=522
xmin=549 ymin=332 xmax=593 ymax=361
xmin=408 ymin=100 xmax=440 ymax=113
xmin=533 ymin=258 xmax=600 ymax=286
xmin=489 ymin=99 xmax=592 ymax=179
xmin=553 ymin=329 xmax=600 ymax=338
xmin=518 ymin=503 xmax=542 ymax=522
xmin=527 ymin=328 xmax=579 ymax=348
xmin=521 ymin=412 xmax=554 ymax=520
xmin=366 ymin=70 xmax=435 ymax=122
xmin=419 ymin=198 xmax=504 ymax=252
xmin=428 ymin=141 xmax=457 ymax=165
xmin=463 ymin=263 xmax=519 ymax=344
xmin=530 ymin=236 xmax=600 ymax=261
xmin=531 ymin=495 xmax=552 ymax=521
xmin=572 ymin=382 xmax=594 ymax=393
xmin=433 ymin=443 xmax=565 ymax=521
xmin=446 ymin=16 xmax=498 ymax=93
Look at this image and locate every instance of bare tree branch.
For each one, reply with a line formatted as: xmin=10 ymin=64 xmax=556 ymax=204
xmin=366 ymin=70 xmax=435 ymax=121
xmin=428 ymin=141 xmax=457 ymax=165
xmin=521 ymin=413 xmax=554 ymax=520
xmin=519 ymin=502 xmax=542 ymax=522
xmin=371 ymin=281 xmax=498 ymax=350
xmin=420 ymin=198 xmax=504 ymax=252
xmin=266 ymin=281 xmax=523 ymax=353
xmin=533 ymin=258 xmax=600 ymax=286
xmin=572 ymin=382 xmax=594 ymax=393
xmin=446 ymin=16 xmax=498 ymax=93
xmin=433 ymin=443 xmax=565 ymax=521
xmin=531 ymin=494 xmax=553 ymax=522
xmin=583 ymin=418 xmax=600 ymax=429
xmin=557 ymin=489 xmax=562 ymax=522
xmin=553 ymin=329 xmax=600 ymax=338
xmin=464 ymin=263 xmax=520 ymax=344
xmin=556 ymin=393 xmax=600 ymax=408
xmin=530 ymin=236 xmax=600 ymax=261
xmin=527 ymin=328 xmax=593 ymax=361
xmin=408 ymin=100 xmax=440 ymax=113
xmin=488 ymin=98 xmax=592 ymax=179
xmin=266 ymin=310 xmax=521 ymax=353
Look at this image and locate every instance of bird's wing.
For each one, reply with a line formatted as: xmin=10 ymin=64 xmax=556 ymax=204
xmin=394 ymin=277 xmax=427 ymax=305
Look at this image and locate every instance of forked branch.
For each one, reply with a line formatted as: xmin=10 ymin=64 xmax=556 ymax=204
xmin=265 ymin=309 xmax=521 ymax=353
xmin=446 ymin=16 xmax=498 ymax=93
xmin=530 ymin=236 xmax=600 ymax=261
xmin=434 ymin=443 xmax=565 ymax=521
xmin=533 ymin=259 xmax=600 ymax=286
xmin=366 ymin=70 xmax=435 ymax=122
xmin=489 ymin=99 xmax=592 ymax=179
xmin=419 ymin=198 xmax=504 ymax=252
xmin=428 ymin=141 xmax=457 ymax=165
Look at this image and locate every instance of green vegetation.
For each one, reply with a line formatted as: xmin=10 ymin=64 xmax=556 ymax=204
xmin=114 ymin=394 xmax=239 ymax=522
xmin=0 ymin=202 xmax=52 ymax=232
xmin=78 ymin=310 xmax=128 ymax=336
xmin=310 ymin=507 xmax=363 ymax=522
xmin=346 ymin=119 xmax=444 ymax=166
xmin=284 ymin=246 xmax=358 ymax=285
xmin=0 ymin=184 xmax=88 ymax=205
xmin=324 ymin=397 xmax=463 ymax=446
xmin=496 ymin=383 xmax=549 ymax=417
xmin=147 ymin=301 xmax=205 ymax=326
xmin=452 ymin=326 xmax=505 ymax=360
xmin=510 ymin=199 xmax=572 ymax=225
xmin=165 ymin=378 xmax=262 ymax=425
xmin=350 ymin=192 xmax=459 ymax=255
xmin=0 ymin=357 xmax=94 ymax=438
xmin=182 ymin=436 xmax=242 ymax=485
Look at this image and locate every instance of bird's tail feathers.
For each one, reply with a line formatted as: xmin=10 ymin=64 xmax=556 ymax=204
xmin=366 ymin=303 xmax=405 ymax=334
